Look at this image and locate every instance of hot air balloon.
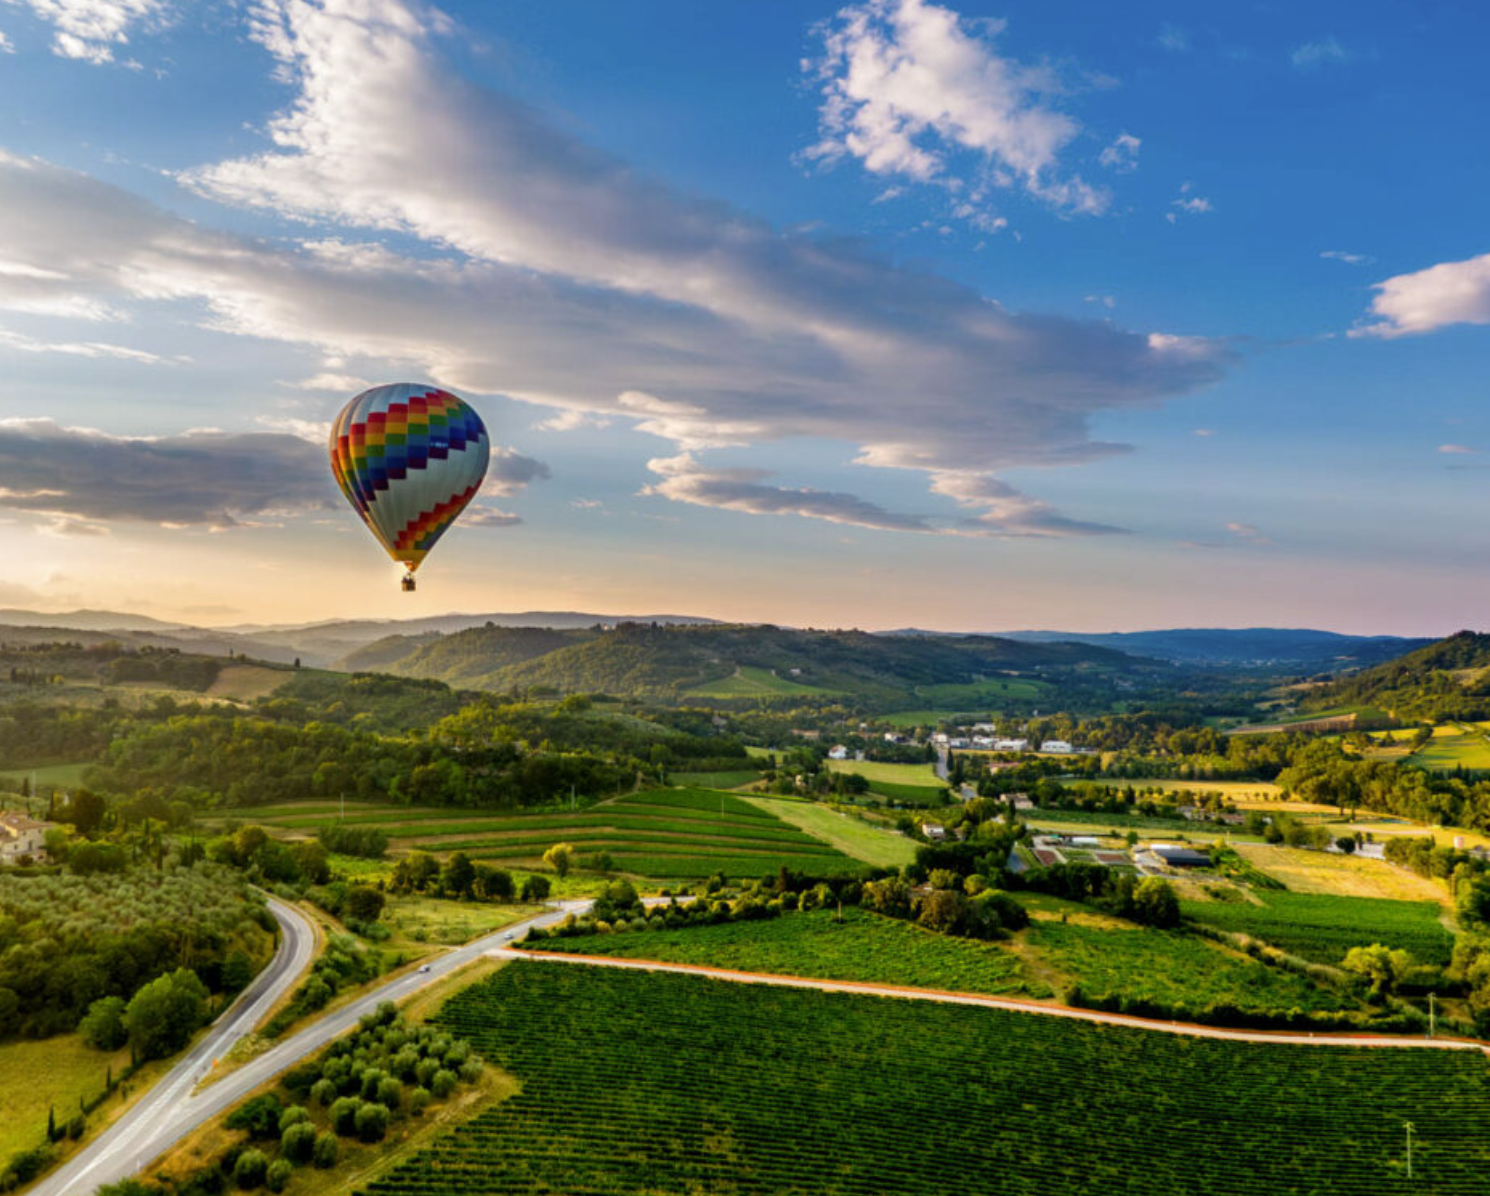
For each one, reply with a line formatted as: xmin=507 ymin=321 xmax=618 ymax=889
xmin=329 ymin=383 xmax=490 ymax=591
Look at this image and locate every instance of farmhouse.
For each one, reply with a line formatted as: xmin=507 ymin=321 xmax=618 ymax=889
xmin=993 ymin=737 xmax=1029 ymax=752
xmin=920 ymin=823 xmax=947 ymax=842
xmin=0 ymin=811 xmax=51 ymax=865
xmin=1041 ymin=739 xmax=1074 ymax=753
xmin=827 ymin=745 xmax=849 ymax=760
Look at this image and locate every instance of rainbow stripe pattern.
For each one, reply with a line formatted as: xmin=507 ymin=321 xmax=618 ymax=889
xmin=330 ymin=383 xmax=491 ymax=571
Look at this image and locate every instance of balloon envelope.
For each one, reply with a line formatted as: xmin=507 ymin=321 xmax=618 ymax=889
xmin=329 ymin=383 xmax=490 ymax=574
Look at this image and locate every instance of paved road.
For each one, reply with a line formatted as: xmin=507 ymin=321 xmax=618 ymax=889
xmin=502 ymin=948 xmax=1490 ymax=1054
xmin=31 ymin=899 xmax=586 ymax=1196
xmin=30 ymin=895 xmax=317 ymax=1196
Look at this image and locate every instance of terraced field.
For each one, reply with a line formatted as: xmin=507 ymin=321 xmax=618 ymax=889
xmin=253 ymin=788 xmax=863 ymax=880
xmin=360 ymin=962 xmax=1490 ymax=1196
xmin=1182 ymin=891 xmax=1454 ymax=965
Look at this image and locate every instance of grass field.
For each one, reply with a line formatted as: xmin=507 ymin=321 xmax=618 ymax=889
xmin=0 ymin=1033 xmax=130 ymax=1157
xmin=1408 ymin=723 xmax=1490 ymax=771
xmin=0 ymin=760 xmax=92 ymax=791
xmin=1182 ymin=890 xmax=1454 ymax=965
xmin=824 ymin=757 xmax=947 ymax=803
xmin=684 ymin=666 xmax=839 ymax=698
xmin=1066 ymin=777 xmax=1285 ymax=801
xmin=744 ymin=797 xmax=919 ymax=868
xmin=381 ymin=895 xmax=545 ymax=952
xmin=1233 ymin=843 xmax=1451 ymax=903
xmin=252 ymin=788 xmax=863 ymax=880
xmin=669 ymin=769 xmax=762 ymax=789
xmin=358 ymin=962 xmax=1490 ymax=1195
xmin=203 ymin=664 xmax=289 ymax=701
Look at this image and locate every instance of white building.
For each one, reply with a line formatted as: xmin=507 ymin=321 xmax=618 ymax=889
xmin=827 ymin=745 xmax=849 ymax=760
xmin=0 ymin=812 xmax=51 ymax=865
xmin=993 ymin=738 xmax=1029 ymax=752
xmin=920 ymin=823 xmax=947 ymax=841
xmin=1041 ymin=740 xmax=1074 ymax=754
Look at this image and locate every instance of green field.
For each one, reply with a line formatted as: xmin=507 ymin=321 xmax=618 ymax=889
xmin=0 ymin=760 xmax=92 ymax=791
xmin=744 ymin=797 xmax=919 ymax=868
xmin=252 ymin=788 xmax=864 ymax=880
xmin=1182 ymin=891 xmax=1454 ymax=965
xmin=0 ymin=1032 xmax=130 ymax=1157
xmin=684 ymin=666 xmax=839 ymax=698
xmin=1023 ymin=915 xmax=1356 ymax=1015
xmin=531 ymin=907 xmax=1036 ymax=995
xmin=915 ymin=677 xmax=1051 ymax=706
xmin=1407 ymin=724 xmax=1490 ymax=771
xmin=360 ymin=962 xmax=1490 ymax=1195
xmin=825 ymin=757 xmax=946 ymax=802
xmin=670 ymin=769 xmax=762 ymax=789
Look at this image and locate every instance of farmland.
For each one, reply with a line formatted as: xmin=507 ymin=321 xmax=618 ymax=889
xmin=743 ymin=797 xmax=919 ymax=868
xmin=1232 ymin=843 xmax=1451 ymax=902
xmin=825 ymin=758 xmax=946 ymax=802
xmin=683 ymin=666 xmax=839 ymax=699
xmin=249 ymin=788 xmax=864 ymax=880
xmin=1181 ymin=890 xmax=1454 ymax=965
xmin=358 ymin=962 xmax=1490 ymax=1196
xmin=1407 ymin=723 xmax=1490 ymax=771
xmin=530 ymin=907 xmax=1037 ymax=996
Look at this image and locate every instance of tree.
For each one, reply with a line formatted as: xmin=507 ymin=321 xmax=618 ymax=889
xmin=344 ymin=885 xmax=386 ymax=924
xmin=442 ymin=851 xmax=476 ymax=898
xmin=281 ymin=1121 xmax=317 ymax=1164
xmin=124 ymin=968 xmax=208 ymax=1060
xmin=1131 ymin=878 xmax=1181 ymax=929
xmin=68 ymin=788 xmax=106 ymax=836
xmin=291 ymin=839 xmax=331 ymax=885
xmin=543 ymin=843 xmax=575 ymax=878
xmin=1335 ymin=835 xmax=1357 ymax=854
xmin=80 ymin=996 xmax=129 ymax=1051
xmin=355 ymin=1101 xmax=389 ymax=1142
xmin=520 ymin=874 xmax=551 ymax=902
xmin=1343 ymin=943 xmax=1413 ymax=1000
xmin=222 ymin=950 xmax=256 ymax=994
xmin=475 ymin=864 xmax=514 ymax=901
xmin=266 ymin=1159 xmax=294 ymax=1193
xmin=313 ymin=1130 xmax=339 ymax=1168
xmin=233 ymin=1148 xmax=268 ymax=1189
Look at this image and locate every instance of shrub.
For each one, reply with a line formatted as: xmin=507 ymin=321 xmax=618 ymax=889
xmin=354 ymin=1102 xmax=389 ymax=1143
xmin=408 ymin=1086 xmax=431 ymax=1116
xmin=309 ymin=1078 xmax=336 ymax=1107
xmin=281 ymin=1121 xmax=316 ymax=1164
xmin=265 ymin=1160 xmax=293 ymax=1193
xmin=312 ymin=1131 xmax=338 ymax=1169
xmin=277 ymin=1105 xmax=309 ymax=1134
xmin=233 ymin=1148 xmax=268 ymax=1189
xmin=329 ymin=1097 xmax=361 ymax=1137
xmin=376 ymin=1077 xmax=402 ymax=1112
xmin=430 ymin=1068 xmax=458 ymax=1099
xmin=225 ymin=1094 xmax=283 ymax=1140
xmin=80 ymin=996 xmax=129 ymax=1051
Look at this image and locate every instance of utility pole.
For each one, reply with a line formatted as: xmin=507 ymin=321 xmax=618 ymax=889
xmin=1428 ymin=992 xmax=1436 ymax=1039
xmin=1405 ymin=1121 xmax=1414 ymax=1181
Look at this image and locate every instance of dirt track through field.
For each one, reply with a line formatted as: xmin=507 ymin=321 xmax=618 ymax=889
xmin=497 ymin=948 xmax=1489 ymax=1054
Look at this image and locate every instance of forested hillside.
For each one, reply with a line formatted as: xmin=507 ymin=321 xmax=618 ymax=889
xmin=1302 ymin=631 xmax=1490 ymax=721
xmin=347 ymin=622 xmax=1149 ymax=705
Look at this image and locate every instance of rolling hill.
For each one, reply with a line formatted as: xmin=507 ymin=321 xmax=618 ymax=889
xmin=1301 ymin=630 xmax=1490 ymax=721
xmin=341 ymin=622 xmax=1152 ymax=705
xmin=988 ymin=628 xmax=1433 ymax=669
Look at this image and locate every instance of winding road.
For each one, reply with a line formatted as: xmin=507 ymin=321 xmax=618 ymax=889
xmin=28 ymin=897 xmax=583 ymax=1196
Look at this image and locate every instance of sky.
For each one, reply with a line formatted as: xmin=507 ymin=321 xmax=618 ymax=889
xmin=0 ymin=0 xmax=1488 ymax=633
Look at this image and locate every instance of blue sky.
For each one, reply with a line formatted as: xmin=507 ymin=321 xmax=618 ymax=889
xmin=0 ymin=0 xmax=1487 ymax=632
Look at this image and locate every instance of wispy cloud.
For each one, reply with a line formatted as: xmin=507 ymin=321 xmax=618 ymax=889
xmin=1098 ymin=132 xmax=1140 ymax=173
xmin=1226 ymin=520 xmax=1270 ymax=544
xmin=1353 ymin=252 xmax=1490 ymax=337
xmin=1166 ymin=182 xmax=1212 ymax=222
xmin=1438 ymin=443 xmax=1479 ymax=455
xmin=1157 ymin=23 xmax=1189 ymax=53
xmin=1320 ymin=249 xmax=1373 ymax=265
xmin=802 ymin=0 xmax=1110 ymax=220
xmin=0 ymin=0 xmax=1228 ymax=543
xmin=11 ymin=0 xmax=170 ymax=65
xmin=1291 ymin=37 xmax=1350 ymax=70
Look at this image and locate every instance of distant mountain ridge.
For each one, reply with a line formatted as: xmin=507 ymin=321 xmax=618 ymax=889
xmin=1301 ymin=630 xmax=1490 ymax=721
xmin=889 ymin=627 xmax=1436 ymax=669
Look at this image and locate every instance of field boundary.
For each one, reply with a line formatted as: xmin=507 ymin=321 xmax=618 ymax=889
xmin=499 ymin=949 xmax=1489 ymax=1053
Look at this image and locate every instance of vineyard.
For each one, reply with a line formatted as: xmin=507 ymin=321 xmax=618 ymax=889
xmin=252 ymin=788 xmax=863 ymax=879
xmin=1181 ymin=891 xmax=1454 ymax=965
xmin=529 ymin=907 xmax=1037 ymax=996
xmin=358 ymin=962 xmax=1490 ymax=1195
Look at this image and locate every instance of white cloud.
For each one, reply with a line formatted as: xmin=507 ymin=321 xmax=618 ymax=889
xmin=928 ymin=471 xmax=1123 ymax=536
xmin=482 ymin=447 xmax=552 ymax=497
xmin=1291 ymin=37 xmax=1349 ymax=70
xmin=459 ymin=505 xmax=522 ymax=528
xmin=285 ymin=371 xmax=369 ymax=392
xmin=802 ymin=0 xmax=1109 ymax=218
xmin=1157 ymin=23 xmax=1188 ymax=53
xmin=0 ymin=28 xmax=13 ymax=51
xmin=1320 ymin=249 xmax=1372 ymax=265
xmin=1098 ymin=133 xmax=1140 ymax=173
xmin=0 ymin=324 xmax=169 ymax=362
xmin=12 ymin=0 xmax=170 ymax=64
xmin=0 ymin=0 xmax=1229 ymax=540
xmin=1353 ymin=252 xmax=1490 ymax=338
xmin=1168 ymin=182 xmax=1212 ymax=219
xmin=0 ymin=418 xmax=331 ymax=525
xmin=1193 ymin=427 xmax=1215 ymax=437
xmin=536 ymin=410 xmax=610 ymax=433
xmin=643 ymin=453 xmax=933 ymax=533
xmin=1225 ymin=520 xmax=1270 ymax=544
xmin=1438 ymin=443 xmax=1479 ymax=455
